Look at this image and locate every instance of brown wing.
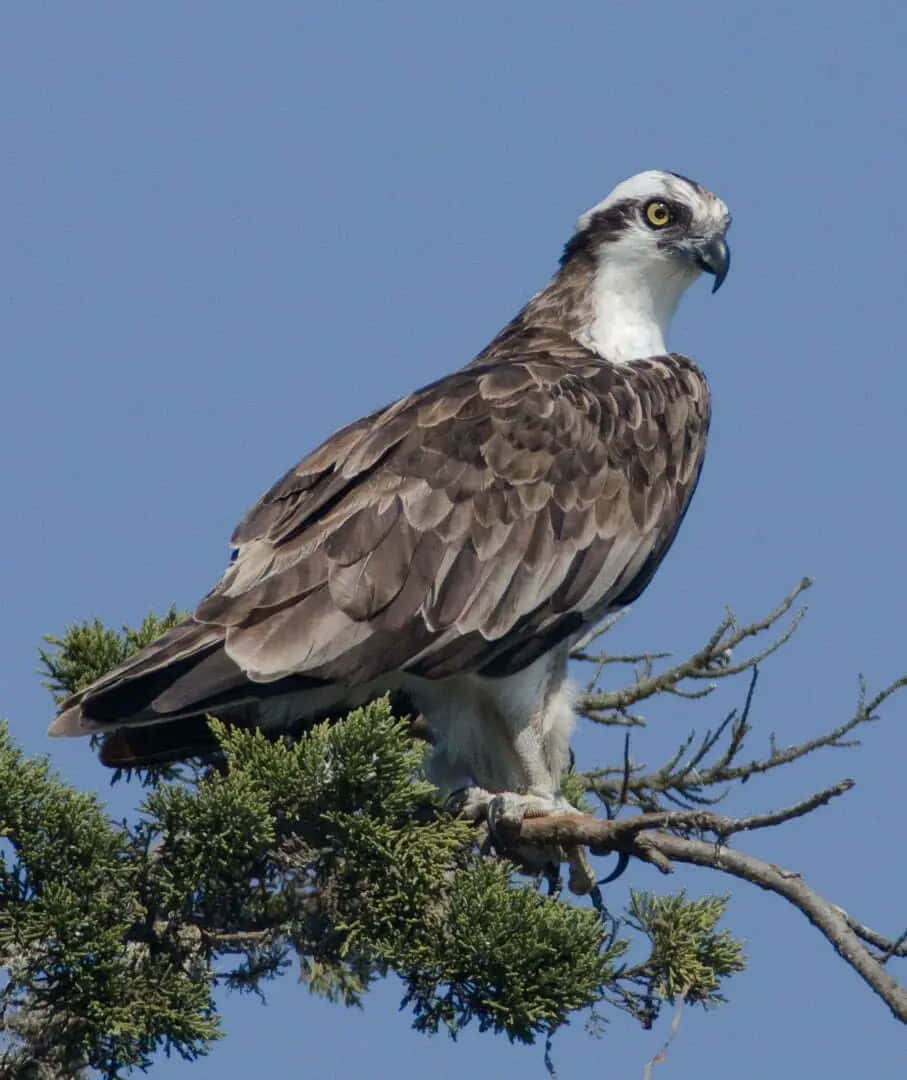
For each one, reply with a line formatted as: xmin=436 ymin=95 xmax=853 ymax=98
xmin=192 ymin=335 xmax=710 ymax=683
xmin=50 ymin=332 xmax=708 ymax=744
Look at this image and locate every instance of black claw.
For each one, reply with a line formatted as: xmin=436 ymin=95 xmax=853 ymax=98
xmin=443 ymin=786 xmax=471 ymax=816
xmin=544 ymin=864 xmax=562 ymax=897
xmin=589 ymin=885 xmax=623 ymax=948
xmin=596 ymin=850 xmax=630 ymax=885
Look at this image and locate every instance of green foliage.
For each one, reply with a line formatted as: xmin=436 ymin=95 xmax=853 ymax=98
xmin=0 ymin=722 xmax=218 ymax=1078
xmin=400 ymin=858 xmax=622 ymax=1039
xmin=0 ymin=699 xmax=637 ymax=1074
xmin=625 ymin=890 xmax=746 ymax=1006
xmin=559 ymin=760 xmax=595 ymax=814
xmin=39 ymin=607 xmax=186 ymax=702
xmin=2 ymin=609 xmax=750 ymax=1075
xmin=138 ymin=702 xmax=618 ymax=1043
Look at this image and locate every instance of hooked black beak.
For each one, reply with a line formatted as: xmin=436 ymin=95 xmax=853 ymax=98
xmin=695 ymin=235 xmax=730 ymax=293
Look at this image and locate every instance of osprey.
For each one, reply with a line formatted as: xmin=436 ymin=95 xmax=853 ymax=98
xmin=52 ymin=170 xmax=730 ymax=823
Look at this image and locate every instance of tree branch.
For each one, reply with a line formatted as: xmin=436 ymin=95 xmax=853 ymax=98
xmin=517 ymin=780 xmax=854 ymax=852
xmin=574 ymin=577 xmax=812 ymax=724
xmin=581 ymin=612 xmax=907 ymax=814
xmin=642 ymin=834 xmax=907 ymax=1024
xmin=832 ymin=911 xmax=907 ymax=962
xmin=512 ymin=790 xmax=907 ymax=1025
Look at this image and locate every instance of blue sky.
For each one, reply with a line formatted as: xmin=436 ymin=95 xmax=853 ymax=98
xmin=2 ymin=3 xmax=906 ymax=1076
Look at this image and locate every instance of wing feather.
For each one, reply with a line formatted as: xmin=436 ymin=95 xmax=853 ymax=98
xmin=58 ymin=341 xmax=710 ymax=744
xmin=327 ymin=513 xmax=418 ymax=620
xmin=195 ymin=346 xmax=710 ymax=684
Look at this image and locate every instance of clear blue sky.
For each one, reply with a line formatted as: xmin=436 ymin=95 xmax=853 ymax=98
xmin=2 ymin=3 xmax=905 ymax=1076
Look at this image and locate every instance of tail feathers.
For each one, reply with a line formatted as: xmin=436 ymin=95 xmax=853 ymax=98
xmin=96 ymin=686 xmax=424 ymax=770
xmin=96 ymin=699 xmax=268 ymax=768
xmin=48 ymin=613 xmax=338 ymax=767
xmin=48 ymin=613 xmax=424 ymax=770
xmin=49 ymin=618 xmax=234 ymax=737
xmin=93 ymin=695 xmax=273 ymax=773
xmin=99 ymin=715 xmax=223 ymax=768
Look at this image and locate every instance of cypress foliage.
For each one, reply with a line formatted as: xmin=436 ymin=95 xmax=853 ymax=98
xmin=0 ymin=612 xmax=746 ymax=1076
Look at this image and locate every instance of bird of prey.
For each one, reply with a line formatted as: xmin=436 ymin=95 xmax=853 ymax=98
xmin=52 ymin=169 xmax=730 ymax=825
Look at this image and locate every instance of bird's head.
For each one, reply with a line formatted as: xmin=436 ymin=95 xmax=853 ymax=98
xmin=567 ymin=169 xmax=731 ymax=293
xmin=552 ymin=170 xmax=730 ymax=362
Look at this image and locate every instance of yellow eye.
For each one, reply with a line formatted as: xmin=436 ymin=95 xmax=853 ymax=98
xmin=645 ymin=201 xmax=672 ymax=228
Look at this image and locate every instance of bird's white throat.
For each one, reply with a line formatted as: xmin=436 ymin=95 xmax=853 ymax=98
xmin=579 ymin=255 xmax=699 ymax=363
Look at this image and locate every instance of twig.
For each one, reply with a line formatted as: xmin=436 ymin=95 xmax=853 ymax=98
xmin=577 ymin=578 xmax=811 ymax=722
xmin=583 ymin=663 xmax=904 ymax=810
xmin=200 ymin=928 xmax=273 ymax=946
xmin=569 ymin=609 xmax=632 ymax=654
xmin=835 ymin=910 xmax=907 ymax=962
xmin=641 ymin=994 xmax=686 ymax=1080
xmin=516 ymin=781 xmax=854 ymax=852
xmin=880 ymin=930 xmax=907 ymax=966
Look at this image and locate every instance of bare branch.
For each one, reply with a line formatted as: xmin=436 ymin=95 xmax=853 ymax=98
xmin=662 ymin=683 xmax=716 ymax=700
xmin=539 ymin=582 xmax=907 ymax=1027
xmin=576 ymin=580 xmax=812 ymax=740
xmin=508 ymin=787 xmax=907 ymax=1025
xmin=516 ymin=780 xmax=854 ymax=853
xmin=571 ymin=650 xmax=672 ymax=666
xmin=710 ymin=780 xmax=855 ymax=832
xmin=834 ymin=911 xmax=907 ymax=962
xmin=864 ymin=674 xmax=907 ymax=715
xmin=582 ymin=659 xmax=905 ymax=812
xmin=201 ymin=929 xmax=274 ymax=945
xmin=637 ymin=834 xmax=907 ymax=1024
xmin=579 ymin=710 xmax=649 ymax=729
xmin=569 ymin=608 xmax=632 ymax=654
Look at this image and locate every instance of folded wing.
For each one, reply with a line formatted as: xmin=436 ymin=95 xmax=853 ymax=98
xmin=199 ymin=337 xmax=709 ymax=681
xmin=51 ymin=331 xmax=709 ymax=746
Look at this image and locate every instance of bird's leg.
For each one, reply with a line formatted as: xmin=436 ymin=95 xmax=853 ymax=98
xmin=566 ymin=847 xmax=597 ymax=895
xmin=445 ymin=788 xmax=595 ymax=894
xmin=443 ymin=785 xmax=496 ymax=821
xmin=485 ymin=793 xmax=596 ymax=895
